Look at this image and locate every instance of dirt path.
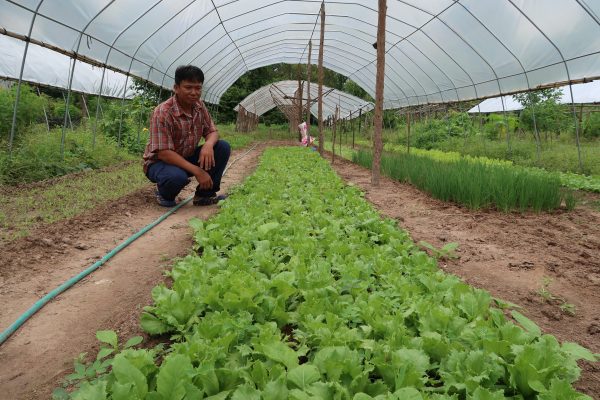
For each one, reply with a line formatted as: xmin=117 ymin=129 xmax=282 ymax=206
xmin=0 ymin=144 xmax=267 ymax=399
xmin=328 ymin=155 xmax=600 ymax=398
xmin=0 ymin=144 xmax=598 ymax=398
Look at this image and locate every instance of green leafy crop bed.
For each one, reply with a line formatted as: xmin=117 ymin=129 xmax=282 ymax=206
xmin=60 ymin=147 xmax=595 ymax=399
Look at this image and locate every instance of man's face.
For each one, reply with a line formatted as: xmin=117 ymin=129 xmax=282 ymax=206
xmin=174 ymin=79 xmax=202 ymax=108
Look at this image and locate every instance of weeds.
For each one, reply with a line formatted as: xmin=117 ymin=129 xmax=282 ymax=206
xmin=537 ymin=276 xmax=577 ymax=316
xmin=560 ymin=302 xmax=577 ymax=316
xmin=537 ymin=277 xmax=556 ymax=302
xmin=418 ymin=240 xmax=459 ymax=260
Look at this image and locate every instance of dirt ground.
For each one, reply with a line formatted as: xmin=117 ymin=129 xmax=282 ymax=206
xmin=0 ymin=143 xmax=598 ymax=399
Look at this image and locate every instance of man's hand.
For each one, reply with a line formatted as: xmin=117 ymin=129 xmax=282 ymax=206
xmin=195 ymin=168 xmax=213 ymax=189
xmin=198 ymin=145 xmax=215 ymax=170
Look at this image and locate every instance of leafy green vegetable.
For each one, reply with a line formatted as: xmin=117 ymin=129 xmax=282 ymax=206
xmin=61 ymin=147 xmax=595 ymax=399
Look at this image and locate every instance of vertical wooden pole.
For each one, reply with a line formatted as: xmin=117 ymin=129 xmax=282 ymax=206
xmin=318 ymin=2 xmax=325 ymax=155
xmin=406 ymin=111 xmax=411 ymax=154
xmin=338 ymin=109 xmax=342 ymax=154
xmin=356 ymin=108 xmax=362 ymax=148
xmin=332 ymin=106 xmax=338 ymax=163
xmin=297 ymin=65 xmax=303 ymax=141
xmin=306 ymin=40 xmax=312 ymax=133
xmin=36 ymin=86 xmax=50 ymax=132
xmin=568 ymin=84 xmax=584 ymax=172
xmin=372 ymin=0 xmax=386 ymax=185
xmin=349 ymin=111 xmax=354 ymax=148
xmin=81 ymin=94 xmax=90 ymax=119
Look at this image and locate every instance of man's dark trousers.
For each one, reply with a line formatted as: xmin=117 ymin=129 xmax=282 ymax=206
xmin=147 ymin=140 xmax=231 ymax=201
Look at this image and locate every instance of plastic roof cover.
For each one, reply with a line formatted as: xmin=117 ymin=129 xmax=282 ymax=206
xmin=468 ymin=80 xmax=600 ymax=113
xmin=1 ymin=1 xmax=600 ymax=108
xmin=0 ymin=34 xmax=134 ymax=98
xmin=234 ymin=80 xmax=373 ymax=119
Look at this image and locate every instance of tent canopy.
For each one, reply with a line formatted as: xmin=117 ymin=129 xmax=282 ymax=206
xmin=234 ymin=80 xmax=373 ymax=120
xmin=468 ymin=80 xmax=600 ymax=113
xmin=2 ymin=1 xmax=600 ymax=107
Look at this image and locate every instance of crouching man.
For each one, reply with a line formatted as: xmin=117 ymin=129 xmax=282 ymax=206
xmin=143 ymin=65 xmax=230 ymax=207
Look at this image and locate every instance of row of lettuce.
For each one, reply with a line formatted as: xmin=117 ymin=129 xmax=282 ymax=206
xmin=60 ymin=148 xmax=595 ymax=399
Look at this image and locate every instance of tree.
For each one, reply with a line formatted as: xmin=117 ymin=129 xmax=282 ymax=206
xmin=513 ymin=88 xmax=570 ymax=136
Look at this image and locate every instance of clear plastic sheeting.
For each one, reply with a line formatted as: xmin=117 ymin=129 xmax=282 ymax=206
xmin=234 ymin=80 xmax=374 ymax=120
xmin=468 ymin=80 xmax=600 ymax=113
xmin=0 ymin=34 xmax=134 ymax=98
xmin=1 ymin=0 xmax=600 ymax=107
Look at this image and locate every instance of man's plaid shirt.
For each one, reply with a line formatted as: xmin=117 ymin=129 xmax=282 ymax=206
xmin=143 ymin=96 xmax=217 ymax=173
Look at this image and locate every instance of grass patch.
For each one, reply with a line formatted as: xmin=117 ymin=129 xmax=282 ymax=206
xmin=0 ymin=162 xmax=149 ymax=242
xmin=353 ymin=149 xmax=568 ymax=212
xmin=0 ymin=123 xmax=291 ymax=242
xmin=0 ymin=124 xmax=137 ymax=185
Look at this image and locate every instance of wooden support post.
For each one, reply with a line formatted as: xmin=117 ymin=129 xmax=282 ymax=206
xmin=332 ymin=106 xmax=338 ymax=163
xmin=356 ymin=108 xmax=362 ymax=148
xmin=350 ymin=111 xmax=354 ymax=149
xmin=306 ymin=40 xmax=312 ymax=136
xmin=36 ymin=86 xmax=50 ymax=132
xmin=297 ymin=65 xmax=303 ymax=141
xmin=406 ymin=111 xmax=411 ymax=154
xmin=372 ymin=0 xmax=386 ymax=186
xmin=81 ymin=94 xmax=89 ymax=118
xmin=318 ymin=2 xmax=325 ymax=155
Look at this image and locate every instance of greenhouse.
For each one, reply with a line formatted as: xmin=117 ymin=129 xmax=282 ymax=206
xmin=1 ymin=1 xmax=600 ymax=399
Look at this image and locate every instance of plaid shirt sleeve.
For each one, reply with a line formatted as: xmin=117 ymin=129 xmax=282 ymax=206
xmin=147 ymin=105 xmax=175 ymax=158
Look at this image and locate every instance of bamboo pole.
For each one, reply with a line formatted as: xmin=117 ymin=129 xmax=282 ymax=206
xmin=318 ymin=2 xmax=325 ymax=155
xmin=372 ymin=0 xmax=386 ymax=186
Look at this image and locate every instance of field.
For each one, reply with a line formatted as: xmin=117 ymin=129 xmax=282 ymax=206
xmin=3 ymin=4 xmax=600 ymax=398
xmin=0 ymin=141 xmax=598 ymax=399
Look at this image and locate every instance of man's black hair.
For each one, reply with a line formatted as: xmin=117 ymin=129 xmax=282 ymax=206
xmin=174 ymin=65 xmax=204 ymax=85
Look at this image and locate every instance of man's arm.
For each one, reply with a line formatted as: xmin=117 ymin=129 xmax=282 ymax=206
xmin=198 ymin=117 xmax=219 ymax=171
xmin=157 ymin=149 xmax=212 ymax=189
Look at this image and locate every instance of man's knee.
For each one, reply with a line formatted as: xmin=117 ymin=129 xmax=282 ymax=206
xmin=215 ymin=140 xmax=231 ymax=158
xmin=165 ymin=169 xmax=189 ymax=188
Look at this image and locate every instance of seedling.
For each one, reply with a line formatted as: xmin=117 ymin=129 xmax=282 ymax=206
xmin=560 ymin=302 xmax=577 ymax=316
xmin=537 ymin=277 xmax=577 ymax=316
xmin=418 ymin=240 xmax=459 ymax=260
xmin=537 ymin=276 xmax=556 ymax=302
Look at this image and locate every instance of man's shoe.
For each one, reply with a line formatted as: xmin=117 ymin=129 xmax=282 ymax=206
xmin=193 ymin=194 xmax=228 ymax=206
xmin=155 ymin=190 xmax=177 ymax=207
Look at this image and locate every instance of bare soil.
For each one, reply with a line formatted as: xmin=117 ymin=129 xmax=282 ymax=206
xmin=0 ymin=144 xmax=598 ymax=399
